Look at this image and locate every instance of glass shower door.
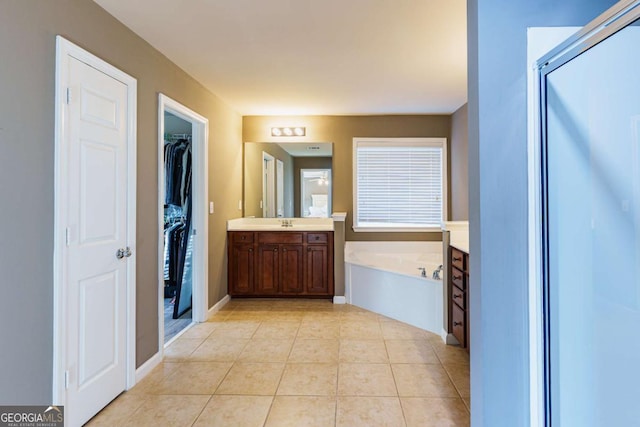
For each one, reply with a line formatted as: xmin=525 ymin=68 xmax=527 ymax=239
xmin=542 ymin=10 xmax=640 ymax=426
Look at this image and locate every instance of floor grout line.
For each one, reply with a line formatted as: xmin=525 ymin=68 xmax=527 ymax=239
xmin=89 ymin=299 xmax=469 ymax=426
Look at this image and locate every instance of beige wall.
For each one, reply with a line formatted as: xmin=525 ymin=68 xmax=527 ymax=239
xmin=0 ymin=0 xmax=242 ymax=403
xmin=243 ymin=115 xmax=452 ymax=241
xmin=450 ymin=103 xmax=469 ymax=220
xmin=244 ymin=142 xmax=294 ymax=217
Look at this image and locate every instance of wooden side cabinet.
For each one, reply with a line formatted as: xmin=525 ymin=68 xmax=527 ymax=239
xmin=228 ymin=230 xmax=334 ymax=298
xmin=228 ymin=232 xmax=255 ymax=295
xmin=305 ymin=233 xmax=333 ymax=294
xmin=449 ymin=245 xmax=469 ymax=350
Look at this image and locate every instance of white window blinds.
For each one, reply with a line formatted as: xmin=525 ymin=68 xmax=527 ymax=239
xmin=354 ymin=138 xmax=445 ymax=230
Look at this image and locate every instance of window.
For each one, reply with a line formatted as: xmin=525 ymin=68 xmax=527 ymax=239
xmin=353 ymin=137 xmax=446 ymax=231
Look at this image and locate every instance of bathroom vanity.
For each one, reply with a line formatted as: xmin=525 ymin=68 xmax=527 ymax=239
xmin=442 ymin=221 xmax=470 ymax=350
xmin=449 ymin=245 xmax=469 ymax=350
xmin=227 ymin=218 xmax=334 ymax=298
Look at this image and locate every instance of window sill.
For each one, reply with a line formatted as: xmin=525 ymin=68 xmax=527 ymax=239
xmin=352 ymin=226 xmax=443 ymax=233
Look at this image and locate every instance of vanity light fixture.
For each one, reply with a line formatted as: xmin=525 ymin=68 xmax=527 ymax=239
xmin=271 ymin=127 xmax=306 ymax=137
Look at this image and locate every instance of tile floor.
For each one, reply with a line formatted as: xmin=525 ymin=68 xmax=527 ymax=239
xmin=87 ymin=299 xmax=470 ymax=426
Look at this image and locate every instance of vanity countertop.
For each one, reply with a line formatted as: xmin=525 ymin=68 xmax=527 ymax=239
xmin=442 ymin=221 xmax=469 ymax=254
xmin=227 ymin=217 xmax=335 ymax=231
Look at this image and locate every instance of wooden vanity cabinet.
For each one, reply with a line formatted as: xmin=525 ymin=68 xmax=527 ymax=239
xmin=449 ymin=246 xmax=469 ymax=350
xmin=228 ymin=231 xmax=333 ymax=297
xmin=305 ymin=234 xmax=333 ymax=295
xmin=256 ymin=243 xmax=305 ymax=294
xmin=228 ymin=232 xmax=255 ymax=295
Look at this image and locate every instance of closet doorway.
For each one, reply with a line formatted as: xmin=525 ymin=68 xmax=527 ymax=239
xmin=158 ymin=94 xmax=209 ymax=347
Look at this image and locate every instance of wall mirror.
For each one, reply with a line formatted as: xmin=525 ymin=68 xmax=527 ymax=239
xmin=244 ymin=142 xmax=333 ymax=218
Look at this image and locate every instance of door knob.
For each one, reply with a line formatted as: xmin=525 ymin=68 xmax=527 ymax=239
xmin=116 ymin=247 xmax=132 ymax=259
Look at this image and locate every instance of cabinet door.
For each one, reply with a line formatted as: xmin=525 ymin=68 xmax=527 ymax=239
xmin=256 ymin=244 xmax=279 ymax=294
xmin=451 ymin=303 xmax=466 ymax=347
xmin=305 ymin=245 xmax=329 ymax=294
xmin=229 ymin=244 xmax=254 ymax=295
xmin=280 ymin=245 xmax=303 ymax=294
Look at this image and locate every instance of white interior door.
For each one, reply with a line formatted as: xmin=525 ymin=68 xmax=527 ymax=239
xmin=65 ymin=55 xmax=130 ymax=426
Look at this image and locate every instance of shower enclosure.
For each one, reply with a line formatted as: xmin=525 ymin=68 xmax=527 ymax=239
xmin=537 ymin=1 xmax=640 ymax=425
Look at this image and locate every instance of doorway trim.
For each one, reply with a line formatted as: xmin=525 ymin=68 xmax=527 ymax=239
xmin=52 ymin=36 xmax=138 ymax=404
xmin=276 ymin=159 xmax=284 ymax=217
xmin=262 ymin=152 xmax=275 ymax=217
xmin=157 ymin=94 xmax=209 ymax=353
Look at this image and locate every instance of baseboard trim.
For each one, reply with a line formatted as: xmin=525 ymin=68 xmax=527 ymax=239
xmin=134 ymin=351 xmax=162 ymax=385
xmin=443 ymin=330 xmax=460 ymax=345
xmin=208 ymin=294 xmax=230 ymax=318
xmin=333 ymin=296 xmax=347 ymax=304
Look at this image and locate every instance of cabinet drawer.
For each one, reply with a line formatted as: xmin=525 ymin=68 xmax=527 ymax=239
xmin=452 ymin=303 xmax=466 ymax=347
xmin=307 ymin=233 xmax=328 ymax=244
xmin=231 ymin=231 xmax=254 ymax=244
xmin=258 ymin=232 xmax=303 ymax=244
xmin=451 ymin=266 xmax=466 ymax=290
xmin=451 ymin=247 xmax=466 ymax=271
xmin=452 ymin=285 xmax=465 ymax=310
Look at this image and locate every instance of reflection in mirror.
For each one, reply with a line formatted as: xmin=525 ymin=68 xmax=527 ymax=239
xmin=301 ymin=169 xmax=331 ymax=217
xmin=244 ymin=142 xmax=333 ymax=218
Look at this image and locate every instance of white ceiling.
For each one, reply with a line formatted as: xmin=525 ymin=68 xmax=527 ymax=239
xmin=94 ymin=0 xmax=467 ymax=115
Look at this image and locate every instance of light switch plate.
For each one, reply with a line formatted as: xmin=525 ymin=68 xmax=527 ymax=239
xmin=209 ymin=201 xmax=214 ymax=214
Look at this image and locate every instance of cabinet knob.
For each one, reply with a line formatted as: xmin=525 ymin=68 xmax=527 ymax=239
xmin=453 ymin=294 xmax=461 ymax=299
xmin=307 ymin=247 xmax=311 ymax=252
xmin=283 ymin=248 xmax=287 ymax=252
xmin=453 ymin=275 xmax=462 ymax=281
xmin=248 ymin=248 xmax=253 ymax=253
xmin=453 ymin=321 xmax=462 ymax=326
xmin=453 ymin=256 xmax=462 ymax=262
xmin=274 ymin=248 xmax=278 ymax=252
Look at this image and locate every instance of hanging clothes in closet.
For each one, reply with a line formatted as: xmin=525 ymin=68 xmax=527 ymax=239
xmin=164 ymin=136 xmax=192 ymax=209
xmin=163 ymin=136 xmax=193 ymax=319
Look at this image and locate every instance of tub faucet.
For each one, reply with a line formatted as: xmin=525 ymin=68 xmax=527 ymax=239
xmin=432 ymin=265 xmax=443 ymax=280
xmin=417 ymin=267 xmax=426 ymax=278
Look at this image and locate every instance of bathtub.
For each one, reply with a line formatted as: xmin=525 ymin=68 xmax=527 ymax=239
xmin=345 ymin=241 xmax=444 ymax=337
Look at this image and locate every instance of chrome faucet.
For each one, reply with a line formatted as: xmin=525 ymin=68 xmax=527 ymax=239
xmin=432 ymin=265 xmax=443 ymax=280
xmin=417 ymin=267 xmax=426 ymax=278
